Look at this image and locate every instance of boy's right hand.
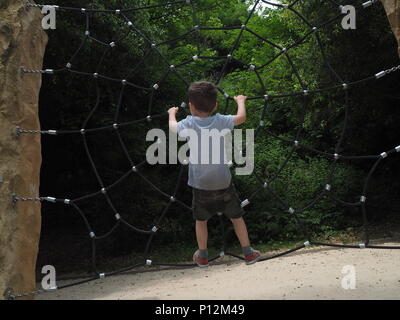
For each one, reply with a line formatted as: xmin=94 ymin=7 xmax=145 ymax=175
xmin=168 ymin=107 xmax=179 ymax=114
xmin=234 ymin=95 xmax=247 ymax=104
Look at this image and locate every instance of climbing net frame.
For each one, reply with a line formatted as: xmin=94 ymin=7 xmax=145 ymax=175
xmin=6 ymin=0 xmax=400 ymax=299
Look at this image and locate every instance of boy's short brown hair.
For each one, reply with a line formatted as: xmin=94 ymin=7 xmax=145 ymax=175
xmin=188 ymin=81 xmax=218 ymax=113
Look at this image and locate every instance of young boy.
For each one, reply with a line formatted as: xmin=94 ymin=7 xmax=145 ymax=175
xmin=168 ymin=81 xmax=261 ymax=267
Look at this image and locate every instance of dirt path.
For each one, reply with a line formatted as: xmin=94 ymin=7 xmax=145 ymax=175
xmin=36 ymin=242 xmax=400 ymax=300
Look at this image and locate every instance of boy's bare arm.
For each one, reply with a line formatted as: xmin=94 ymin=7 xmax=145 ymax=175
xmin=168 ymin=107 xmax=179 ymax=133
xmin=233 ymin=95 xmax=247 ymax=126
xmin=168 ymin=107 xmax=179 ymax=132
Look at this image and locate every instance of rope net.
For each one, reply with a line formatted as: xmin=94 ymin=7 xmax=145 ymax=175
xmin=9 ymin=0 xmax=400 ymax=299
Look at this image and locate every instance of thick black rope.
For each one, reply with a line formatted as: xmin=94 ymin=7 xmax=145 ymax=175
xmin=8 ymin=0 xmax=400 ymax=300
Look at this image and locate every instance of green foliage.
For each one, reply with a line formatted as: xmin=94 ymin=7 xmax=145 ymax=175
xmin=232 ymin=135 xmax=362 ymax=243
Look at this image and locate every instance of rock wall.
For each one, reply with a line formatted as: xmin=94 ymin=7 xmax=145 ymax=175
xmin=0 ymin=1 xmax=47 ymax=299
xmin=381 ymin=0 xmax=400 ymax=57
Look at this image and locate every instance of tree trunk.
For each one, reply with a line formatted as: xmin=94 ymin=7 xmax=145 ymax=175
xmin=0 ymin=1 xmax=47 ymax=300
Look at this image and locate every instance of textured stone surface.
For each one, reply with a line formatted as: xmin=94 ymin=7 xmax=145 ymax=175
xmin=0 ymin=1 xmax=47 ymax=300
xmin=382 ymin=0 xmax=400 ymax=56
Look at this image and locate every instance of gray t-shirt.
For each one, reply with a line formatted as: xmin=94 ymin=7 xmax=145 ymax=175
xmin=177 ymin=113 xmax=234 ymax=191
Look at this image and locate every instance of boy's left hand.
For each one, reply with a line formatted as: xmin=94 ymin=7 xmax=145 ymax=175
xmin=234 ymin=95 xmax=248 ymax=104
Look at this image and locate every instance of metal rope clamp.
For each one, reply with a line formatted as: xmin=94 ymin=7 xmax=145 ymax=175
xmin=45 ymin=286 xmax=58 ymax=291
xmin=241 ymin=199 xmax=250 ymax=208
xmin=3 ymin=288 xmax=15 ymax=300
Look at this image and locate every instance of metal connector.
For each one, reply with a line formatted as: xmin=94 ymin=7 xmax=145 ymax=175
xmin=375 ymin=71 xmax=386 ymax=79
xmin=362 ymin=0 xmax=379 ymax=9
xmin=241 ymin=199 xmax=250 ymax=208
xmin=46 ymin=286 xmax=58 ymax=291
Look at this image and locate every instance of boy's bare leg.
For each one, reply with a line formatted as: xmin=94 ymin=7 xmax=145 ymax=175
xmin=196 ymin=220 xmax=208 ymax=250
xmin=230 ymin=217 xmax=251 ymax=248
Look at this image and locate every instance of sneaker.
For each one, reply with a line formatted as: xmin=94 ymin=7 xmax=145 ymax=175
xmin=193 ymin=250 xmax=209 ymax=268
xmin=244 ymin=249 xmax=261 ymax=265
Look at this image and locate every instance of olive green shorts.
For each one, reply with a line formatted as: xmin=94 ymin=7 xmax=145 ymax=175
xmin=192 ymin=183 xmax=244 ymax=221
